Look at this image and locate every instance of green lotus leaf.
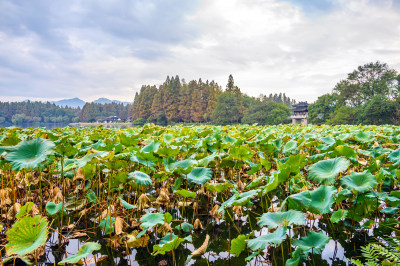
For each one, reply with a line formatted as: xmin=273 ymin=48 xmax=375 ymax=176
xmin=330 ymin=209 xmax=348 ymax=223
xmin=16 ymin=202 xmax=35 ymax=219
xmin=86 ymin=189 xmax=98 ymax=204
xmin=247 ymin=227 xmax=287 ymax=250
xmin=340 ymin=171 xmax=377 ymax=193
xmin=6 ymin=138 xmax=55 ymax=170
xmin=308 ymin=158 xmax=349 ymax=185
xmin=217 ymin=194 xmax=239 ymax=215
xmin=229 ymin=146 xmax=254 ymax=161
xmin=152 ymin=237 xmax=187 ymax=255
xmin=141 ymin=140 xmax=161 ymax=153
xmin=166 ymin=159 xmax=196 ymax=174
xmin=45 ymin=202 xmax=66 ymax=216
xmin=388 ymin=149 xmax=400 ymax=163
xmin=130 ymin=153 xmax=156 ymax=170
xmin=231 ymin=234 xmax=250 ymax=257
xmin=205 ymin=182 xmax=234 ymax=193
xmin=6 ymin=215 xmax=48 ymax=256
xmin=59 ymin=242 xmax=101 ymax=265
xmin=140 ymin=213 xmax=165 ymax=229
xmin=292 ymin=231 xmax=330 ymax=254
xmin=233 ymin=189 xmax=258 ymax=206
xmin=282 ymin=140 xmax=297 ymax=153
xmin=309 ymin=185 xmax=337 ymax=214
xmin=128 ymin=171 xmax=152 ymax=186
xmin=174 ymin=189 xmax=196 ymax=198
xmin=175 ymin=222 xmax=193 ymax=233
xmin=288 ymin=186 xmax=336 ymax=214
xmin=321 ymin=137 xmax=335 ymax=145
xmin=353 ymin=131 xmax=372 ymax=143
xmin=287 ymin=188 xmax=312 ymax=211
xmin=99 ymin=216 xmax=115 ymax=234
xmin=186 ymin=167 xmax=212 ymax=185
xmin=163 ymin=134 xmax=174 ymax=143
xmin=118 ymin=197 xmax=136 ymax=210
xmin=258 ymin=210 xmax=306 ymax=229
xmin=334 ymin=145 xmax=357 ymax=158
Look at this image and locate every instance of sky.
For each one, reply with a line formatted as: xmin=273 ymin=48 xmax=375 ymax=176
xmin=0 ymin=0 xmax=400 ymax=103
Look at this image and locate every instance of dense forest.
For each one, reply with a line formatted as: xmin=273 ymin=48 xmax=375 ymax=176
xmin=0 ymin=101 xmax=132 ymax=124
xmin=2 ymin=61 xmax=399 ymax=126
xmin=79 ymin=103 xmax=132 ymax=122
xmin=308 ymin=61 xmax=400 ymax=125
xmin=131 ymin=75 xmax=295 ymax=125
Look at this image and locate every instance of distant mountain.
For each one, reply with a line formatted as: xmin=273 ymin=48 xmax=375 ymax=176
xmin=93 ymin=98 xmax=131 ymax=105
xmin=52 ymin=97 xmax=86 ymax=108
xmin=51 ymin=97 xmax=131 ymax=108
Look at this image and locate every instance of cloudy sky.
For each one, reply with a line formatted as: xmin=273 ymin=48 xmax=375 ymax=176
xmin=1 ymin=0 xmax=400 ymax=103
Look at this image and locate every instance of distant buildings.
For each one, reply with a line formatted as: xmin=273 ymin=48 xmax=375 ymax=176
xmin=290 ymin=102 xmax=309 ymax=125
xmin=96 ymin=116 xmax=121 ymax=123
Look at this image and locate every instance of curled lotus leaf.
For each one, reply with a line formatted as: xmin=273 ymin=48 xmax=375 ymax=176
xmin=292 ymin=231 xmax=330 ymax=254
xmin=59 ymin=242 xmax=101 ymax=265
xmin=247 ymin=227 xmax=287 ymax=251
xmin=128 ymin=171 xmax=152 ymax=186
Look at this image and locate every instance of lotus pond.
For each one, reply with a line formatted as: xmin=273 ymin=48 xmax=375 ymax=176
xmin=0 ymin=124 xmax=399 ymax=265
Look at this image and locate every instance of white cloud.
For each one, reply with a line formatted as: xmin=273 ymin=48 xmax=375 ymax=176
xmin=1 ymin=0 xmax=400 ymax=103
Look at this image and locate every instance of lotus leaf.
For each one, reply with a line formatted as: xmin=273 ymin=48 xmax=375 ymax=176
xmin=340 ymin=171 xmax=377 ymax=193
xmin=140 ymin=213 xmax=165 ymax=229
xmin=258 ymin=210 xmax=306 ymax=229
xmin=45 ymin=202 xmax=65 ymax=216
xmin=118 ymin=197 xmax=136 ymax=209
xmin=247 ymin=227 xmax=287 ymax=250
xmin=308 ymin=158 xmax=349 ymax=185
xmin=293 ymin=231 xmax=329 ymax=254
xmin=330 ymin=209 xmax=348 ymax=223
xmin=282 ymin=140 xmax=297 ymax=153
xmin=6 ymin=215 xmax=48 ymax=256
xmin=175 ymin=222 xmax=193 ymax=233
xmin=99 ymin=216 xmax=115 ymax=234
xmin=186 ymin=167 xmax=212 ymax=185
xmin=128 ymin=171 xmax=152 ymax=186
xmin=231 ymin=234 xmax=250 ymax=256
xmin=175 ymin=189 xmax=196 ymax=198
xmin=59 ymin=242 xmax=101 ymax=265
xmin=6 ymin=138 xmax=55 ymax=170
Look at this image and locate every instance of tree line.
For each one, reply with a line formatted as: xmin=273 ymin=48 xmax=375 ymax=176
xmin=0 ymin=101 xmax=132 ymax=124
xmin=132 ymin=74 xmax=295 ymax=125
xmin=308 ymin=61 xmax=400 ymax=125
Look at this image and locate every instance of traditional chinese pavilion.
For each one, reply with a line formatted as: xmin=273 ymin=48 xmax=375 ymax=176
xmin=290 ymin=102 xmax=309 ymax=125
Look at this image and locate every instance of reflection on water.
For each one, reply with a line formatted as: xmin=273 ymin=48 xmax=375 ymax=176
xmin=22 ymin=204 xmax=375 ymax=266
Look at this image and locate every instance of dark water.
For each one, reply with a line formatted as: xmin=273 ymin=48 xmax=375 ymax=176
xmin=22 ymin=197 xmax=369 ymax=266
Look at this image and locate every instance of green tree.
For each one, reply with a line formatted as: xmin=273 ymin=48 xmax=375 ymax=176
xmin=326 ymin=106 xmax=359 ymax=125
xmin=11 ymin=114 xmax=26 ymax=124
xmin=308 ymin=93 xmax=339 ymax=124
xmin=212 ymin=92 xmax=242 ymax=124
xmin=242 ymin=101 xmax=290 ymax=125
xmin=333 ymin=61 xmax=399 ymax=107
xmin=226 ymin=74 xmax=234 ymax=92
xmin=358 ymin=95 xmax=397 ymax=125
xmin=156 ymin=111 xmax=168 ymax=126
